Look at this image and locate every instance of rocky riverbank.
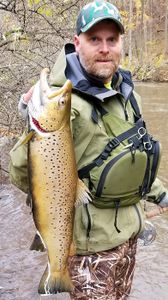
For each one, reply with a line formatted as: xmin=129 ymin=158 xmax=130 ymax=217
xmin=0 ymin=136 xmax=16 ymax=184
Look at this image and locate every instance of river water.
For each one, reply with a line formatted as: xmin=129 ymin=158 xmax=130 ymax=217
xmin=0 ymin=82 xmax=168 ymax=300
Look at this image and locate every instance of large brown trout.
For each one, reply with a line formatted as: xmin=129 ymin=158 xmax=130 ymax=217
xmin=27 ymin=68 xmax=91 ymax=294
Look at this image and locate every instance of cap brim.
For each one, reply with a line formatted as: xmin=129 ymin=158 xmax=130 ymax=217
xmin=80 ymin=16 xmax=124 ymax=34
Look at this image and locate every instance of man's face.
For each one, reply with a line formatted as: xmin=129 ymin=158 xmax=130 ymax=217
xmin=74 ymin=20 xmax=122 ymax=83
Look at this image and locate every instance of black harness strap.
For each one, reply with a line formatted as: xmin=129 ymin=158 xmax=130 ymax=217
xmin=119 ymin=68 xmax=142 ymax=121
xmin=78 ymin=120 xmax=144 ymax=179
xmin=129 ymin=92 xmax=142 ymax=121
xmin=91 ymin=102 xmax=108 ymax=123
xmin=139 ymin=137 xmax=160 ymax=197
xmin=148 ymin=140 xmax=160 ymax=191
xmin=140 ymin=153 xmax=151 ymax=196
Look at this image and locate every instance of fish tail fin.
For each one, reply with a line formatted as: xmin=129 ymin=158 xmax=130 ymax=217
xmin=30 ymin=233 xmax=46 ymax=252
xmin=75 ymin=178 xmax=92 ymax=207
xmin=38 ymin=265 xmax=74 ymax=294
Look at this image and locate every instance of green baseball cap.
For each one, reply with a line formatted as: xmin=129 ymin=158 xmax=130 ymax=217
xmin=76 ymin=0 xmax=124 ymax=35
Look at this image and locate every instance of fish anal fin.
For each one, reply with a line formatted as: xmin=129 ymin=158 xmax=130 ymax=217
xmin=75 ymin=179 xmax=92 ymax=207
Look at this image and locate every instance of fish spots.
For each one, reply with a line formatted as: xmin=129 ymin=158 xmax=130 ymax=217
xmin=30 ymin=128 xmax=76 ymax=275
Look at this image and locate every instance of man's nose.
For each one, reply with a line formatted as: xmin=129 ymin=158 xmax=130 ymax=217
xmin=99 ymin=41 xmax=109 ymax=54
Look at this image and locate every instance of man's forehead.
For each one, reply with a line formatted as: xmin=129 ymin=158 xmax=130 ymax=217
xmin=82 ymin=20 xmax=121 ymax=35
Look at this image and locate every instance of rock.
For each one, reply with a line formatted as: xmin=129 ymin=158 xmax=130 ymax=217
xmin=0 ymin=136 xmax=17 ymax=184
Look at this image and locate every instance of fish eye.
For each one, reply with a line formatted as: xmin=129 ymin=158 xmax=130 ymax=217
xmin=58 ymin=97 xmax=66 ymax=106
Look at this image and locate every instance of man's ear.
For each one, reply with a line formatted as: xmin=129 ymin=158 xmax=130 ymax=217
xmin=74 ymin=35 xmax=80 ymax=53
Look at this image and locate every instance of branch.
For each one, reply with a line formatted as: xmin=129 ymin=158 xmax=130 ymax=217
xmin=28 ymin=8 xmax=65 ymax=39
xmin=0 ymin=0 xmax=17 ymax=13
xmin=0 ymin=36 xmax=27 ymax=48
xmin=60 ymin=0 xmax=81 ymax=15
xmin=0 ymin=167 xmax=9 ymax=174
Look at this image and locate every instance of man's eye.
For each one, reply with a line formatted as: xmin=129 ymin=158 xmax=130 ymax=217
xmin=109 ymin=37 xmax=117 ymax=44
xmin=91 ymin=37 xmax=98 ymax=42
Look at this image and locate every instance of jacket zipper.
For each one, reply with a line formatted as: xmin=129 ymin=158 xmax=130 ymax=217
xmin=95 ymin=149 xmax=130 ymax=197
xmin=85 ymin=204 xmax=91 ymax=243
xmin=118 ymin=98 xmax=129 ymax=121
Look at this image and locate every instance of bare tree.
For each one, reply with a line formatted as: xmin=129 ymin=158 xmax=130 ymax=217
xmin=0 ymin=0 xmax=81 ymax=134
xmin=128 ymin=0 xmax=133 ymax=66
xmin=164 ymin=0 xmax=168 ymax=54
xmin=0 ymin=0 xmax=168 ymax=135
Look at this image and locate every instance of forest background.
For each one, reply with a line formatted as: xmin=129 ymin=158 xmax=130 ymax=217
xmin=0 ymin=0 xmax=168 ymax=135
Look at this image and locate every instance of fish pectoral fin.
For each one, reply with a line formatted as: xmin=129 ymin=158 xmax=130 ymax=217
xmin=12 ymin=130 xmax=35 ymax=151
xmin=75 ymin=179 xmax=92 ymax=207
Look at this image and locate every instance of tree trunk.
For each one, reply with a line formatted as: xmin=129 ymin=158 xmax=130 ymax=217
xmin=164 ymin=0 xmax=168 ymax=55
xmin=128 ymin=0 xmax=133 ymax=66
xmin=140 ymin=0 xmax=145 ymax=65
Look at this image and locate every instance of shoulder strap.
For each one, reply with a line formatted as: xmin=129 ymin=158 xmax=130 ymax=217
xmin=118 ymin=68 xmax=142 ymax=120
xmin=91 ymin=102 xmax=108 ymax=123
xmin=129 ymin=92 xmax=142 ymax=120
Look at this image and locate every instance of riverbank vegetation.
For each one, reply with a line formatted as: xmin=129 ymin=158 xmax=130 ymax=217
xmin=121 ymin=0 xmax=168 ymax=81
xmin=0 ymin=0 xmax=168 ymax=135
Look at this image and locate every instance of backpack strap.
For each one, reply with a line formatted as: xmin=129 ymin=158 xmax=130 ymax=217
xmin=91 ymin=101 xmax=108 ymax=123
xmin=78 ymin=120 xmax=144 ymax=179
xmin=149 ymin=141 xmax=160 ymax=187
xmin=118 ymin=68 xmax=142 ymax=120
xmin=129 ymin=92 xmax=142 ymax=121
xmin=140 ymin=139 xmax=161 ymax=196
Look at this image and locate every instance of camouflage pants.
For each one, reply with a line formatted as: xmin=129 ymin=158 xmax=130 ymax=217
xmin=68 ymin=238 xmax=137 ymax=300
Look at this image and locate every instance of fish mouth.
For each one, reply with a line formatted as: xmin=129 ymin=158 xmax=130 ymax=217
xmin=28 ymin=70 xmax=72 ymax=136
xmin=31 ymin=117 xmax=47 ymax=133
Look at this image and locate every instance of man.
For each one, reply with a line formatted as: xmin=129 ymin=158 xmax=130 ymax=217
xmin=10 ymin=1 xmax=168 ymax=299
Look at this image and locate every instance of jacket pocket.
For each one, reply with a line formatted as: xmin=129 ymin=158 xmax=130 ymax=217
xmin=90 ymin=149 xmax=148 ymax=199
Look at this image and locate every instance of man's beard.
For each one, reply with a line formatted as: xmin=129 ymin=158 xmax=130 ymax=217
xmin=79 ymin=53 xmax=120 ymax=81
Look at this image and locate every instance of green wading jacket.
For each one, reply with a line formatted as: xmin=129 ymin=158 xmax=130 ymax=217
xmin=9 ymin=43 xmax=168 ymax=254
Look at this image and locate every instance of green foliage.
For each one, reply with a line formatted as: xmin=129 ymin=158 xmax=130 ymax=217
xmin=154 ymin=54 xmax=164 ymax=68
xmin=28 ymin=0 xmax=41 ymax=7
xmin=28 ymin=0 xmax=53 ymax=17
xmin=37 ymin=4 xmax=53 ymax=17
